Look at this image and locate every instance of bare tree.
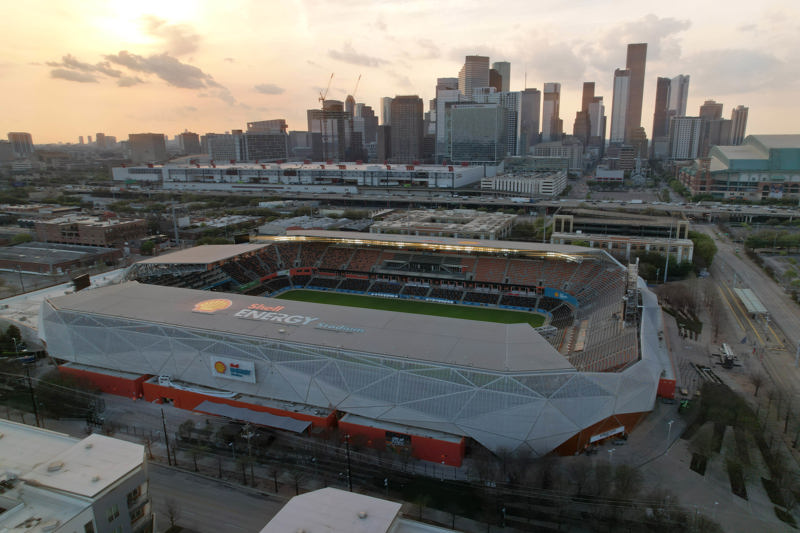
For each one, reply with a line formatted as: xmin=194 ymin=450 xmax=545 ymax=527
xmin=268 ymin=465 xmax=280 ymax=493
xmin=165 ymin=498 xmax=180 ymax=529
xmin=750 ymin=372 xmax=764 ymax=397
xmin=289 ymin=468 xmax=305 ymax=495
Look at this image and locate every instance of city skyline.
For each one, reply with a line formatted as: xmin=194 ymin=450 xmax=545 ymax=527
xmin=3 ymin=0 xmax=799 ymax=143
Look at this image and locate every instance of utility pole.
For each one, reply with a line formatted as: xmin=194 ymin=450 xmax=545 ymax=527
xmin=24 ymin=364 xmax=41 ymax=427
xmin=161 ymin=408 xmax=172 ymax=466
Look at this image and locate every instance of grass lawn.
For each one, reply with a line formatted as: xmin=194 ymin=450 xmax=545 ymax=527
xmin=277 ymin=290 xmax=545 ymax=327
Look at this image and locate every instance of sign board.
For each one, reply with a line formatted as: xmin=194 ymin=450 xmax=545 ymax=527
xmin=589 ymin=425 xmax=624 ymax=443
xmin=210 ymin=356 xmax=256 ymax=383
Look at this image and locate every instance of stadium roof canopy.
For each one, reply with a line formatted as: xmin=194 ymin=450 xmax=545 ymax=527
xmin=136 ymin=243 xmax=268 ymax=265
xmin=276 ymin=229 xmax=611 ymax=258
xmin=45 ymin=281 xmax=574 ymax=373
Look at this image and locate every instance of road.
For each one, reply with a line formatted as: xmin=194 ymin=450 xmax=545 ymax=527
xmin=149 ymin=463 xmax=284 ymax=532
xmin=700 ymin=224 xmax=800 ymax=393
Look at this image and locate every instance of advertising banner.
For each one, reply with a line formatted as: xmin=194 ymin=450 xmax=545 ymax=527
xmin=209 ymin=356 xmax=256 ymax=383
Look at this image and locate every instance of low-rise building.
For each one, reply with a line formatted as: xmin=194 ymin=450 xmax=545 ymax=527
xmin=481 ymin=170 xmax=567 ymax=196
xmin=34 ymin=216 xmax=147 ymax=248
xmin=371 ymin=208 xmax=515 ymax=240
xmin=112 ymin=161 xmax=487 ymax=192
xmin=260 ymin=487 xmax=453 ymax=533
xmin=0 ymin=420 xmax=152 ymax=533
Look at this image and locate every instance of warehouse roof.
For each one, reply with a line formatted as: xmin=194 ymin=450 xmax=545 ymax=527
xmin=44 ymin=281 xmax=574 ymax=373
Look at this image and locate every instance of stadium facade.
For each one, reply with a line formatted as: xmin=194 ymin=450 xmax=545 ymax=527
xmin=39 ymin=233 xmax=672 ymax=465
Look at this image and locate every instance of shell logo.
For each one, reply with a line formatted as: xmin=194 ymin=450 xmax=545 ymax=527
xmin=213 ymin=361 xmax=227 ymax=374
xmin=193 ymin=299 xmax=233 ymax=314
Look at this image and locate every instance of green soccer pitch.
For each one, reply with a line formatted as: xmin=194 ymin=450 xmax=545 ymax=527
xmin=276 ymin=290 xmax=546 ymax=328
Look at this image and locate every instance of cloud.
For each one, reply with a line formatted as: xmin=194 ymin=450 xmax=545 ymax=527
xmin=328 ymin=42 xmax=388 ymax=67
xmin=387 ymin=70 xmax=412 ymax=88
xmin=417 ymin=39 xmax=439 ymax=60
xmin=45 ymin=50 xmax=237 ymax=105
xmin=224 ymin=57 xmax=236 ymax=63
xmin=682 ymin=48 xmax=793 ymax=94
xmin=104 ymin=50 xmax=219 ymax=90
xmin=254 ymin=83 xmax=285 ymax=95
xmin=50 ymin=68 xmax=98 ymax=83
xmin=376 ymin=14 xmax=386 ymax=31
xmin=141 ymin=15 xmax=201 ymax=56
xmin=117 ymin=76 xmax=144 ymax=87
xmin=526 ymin=45 xmax=588 ymax=84
xmin=47 ymin=54 xmax=122 ymax=78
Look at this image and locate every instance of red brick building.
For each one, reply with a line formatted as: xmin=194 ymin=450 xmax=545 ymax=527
xmin=34 ymin=216 xmax=147 ymax=248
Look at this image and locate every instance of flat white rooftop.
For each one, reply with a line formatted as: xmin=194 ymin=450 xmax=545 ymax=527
xmin=136 ymin=243 xmax=268 ymax=265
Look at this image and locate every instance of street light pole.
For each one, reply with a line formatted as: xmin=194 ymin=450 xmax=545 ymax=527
xmin=16 ymin=265 xmax=24 ymax=293
xmin=344 ymin=434 xmax=353 ymax=492
xmin=666 ymin=420 xmax=675 ymax=453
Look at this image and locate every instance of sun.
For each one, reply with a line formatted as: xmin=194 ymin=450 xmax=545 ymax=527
xmin=95 ymin=1 xmax=198 ymax=46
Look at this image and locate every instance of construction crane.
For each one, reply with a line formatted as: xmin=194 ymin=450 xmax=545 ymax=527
xmin=318 ymin=73 xmax=334 ymax=161
xmin=352 ymin=74 xmax=361 ymax=100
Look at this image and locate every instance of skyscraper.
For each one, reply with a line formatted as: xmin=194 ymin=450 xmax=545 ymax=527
xmin=307 ymin=100 xmax=349 ymax=161
xmin=177 ymin=131 xmax=201 ymax=154
xmin=381 ymin=97 xmax=393 ymax=126
xmin=623 ymin=43 xmax=647 ymax=144
xmin=609 ymin=69 xmax=630 ymax=143
xmin=95 ymin=132 xmax=106 ymax=149
xmin=541 ymin=83 xmax=562 ymax=142
xmin=492 ymin=61 xmax=510 ymax=92
xmin=699 ymin=99 xmax=723 ymax=120
xmin=573 ymin=82 xmax=596 ymax=146
xmin=668 ymin=116 xmax=703 ymax=160
xmin=588 ymin=97 xmax=606 ymax=152
xmin=434 ymin=78 xmax=462 ymax=162
xmin=128 ymin=133 xmax=166 ymax=163
xmin=448 ymin=104 xmax=507 ymax=164
xmin=652 ymin=77 xmax=671 ymax=140
xmin=730 ymin=105 xmax=749 ymax=145
xmin=389 ymin=95 xmax=424 ymax=163
xmin=7 ymin=132 xmax=33 ymax=157
xmin=519 ymin=88 xmax=541 ymax=155
xmin=458 ymin=56 xmax=490 ymax=100
xmin=668 ymin=75 xmax=690 ymax=117
xmin=698 ymin=100 xmax=727 ymax=157
xmin=247 ymin=119 xmax=288 ymax=133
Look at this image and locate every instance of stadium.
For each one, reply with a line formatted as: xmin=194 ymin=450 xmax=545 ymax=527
xmin=39 ymin=230 xmax=673 ymax=466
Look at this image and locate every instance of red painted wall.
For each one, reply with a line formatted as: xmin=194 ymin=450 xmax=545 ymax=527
xmin=338 ymin=420 xmax=465 ymax=466
xmin=142 ymin=380 xmax=335 ymax=429
xmin=59 ymin=366 xmax=150 ymax=399
xmin=554 ymin=411 xmax=649 ymax=455
xmin=658 ymin=378 xmax=676 ymax=399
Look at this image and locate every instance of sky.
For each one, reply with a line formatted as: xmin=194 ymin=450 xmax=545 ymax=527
xmin=3 ymin=0 xmax=800 ymax=145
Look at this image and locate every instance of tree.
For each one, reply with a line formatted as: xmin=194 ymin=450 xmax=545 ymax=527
xmin=178 ymin=419 xmax=195 ymax=441
xmin=140 ymin=240 xmax=155 ymax=255
xmin=689 ymin=231 xmax=718 ymax=271
xmin=11 ymin=233 xmax=33 ymax=245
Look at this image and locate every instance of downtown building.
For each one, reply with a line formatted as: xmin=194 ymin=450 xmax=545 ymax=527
xmin=128 ymin=133 xmax=167 ymax=164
